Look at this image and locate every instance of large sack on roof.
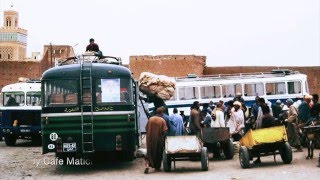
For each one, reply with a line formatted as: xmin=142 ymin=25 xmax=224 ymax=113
xmin=139 ymin=72 xmax=176 ymax=100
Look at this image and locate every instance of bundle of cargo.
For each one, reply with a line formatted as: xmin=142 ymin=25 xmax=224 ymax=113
xmin=139 ymin=72 xmax=176 ymax=100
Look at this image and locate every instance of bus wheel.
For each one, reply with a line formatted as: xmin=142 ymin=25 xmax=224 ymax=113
xmin=5 ymin=135 xmax=17 ymax=146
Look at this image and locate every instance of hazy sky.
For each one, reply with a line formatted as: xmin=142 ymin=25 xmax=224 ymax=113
xmin=0 ymin=0 xmax=319 ymax=66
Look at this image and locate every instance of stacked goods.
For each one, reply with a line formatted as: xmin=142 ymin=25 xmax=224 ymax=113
xmin=139 ymin=72 xmax=176 ymax=100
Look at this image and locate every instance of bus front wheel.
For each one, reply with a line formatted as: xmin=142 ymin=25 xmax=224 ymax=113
xmin=5 ymin=135 xmax=17 ymax=146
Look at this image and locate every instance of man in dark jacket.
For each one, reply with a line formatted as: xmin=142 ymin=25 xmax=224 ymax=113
xmin=86 ymin=38 xmax=99 ymax=52
xmin=298 ymin=95 xmax=312 ymax=124
xmin=272 ymin=99 xmax=282 ymax=119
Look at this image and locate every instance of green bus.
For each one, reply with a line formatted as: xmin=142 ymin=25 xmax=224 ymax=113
xmin=41 ymin=54 xmax=139 ymax=161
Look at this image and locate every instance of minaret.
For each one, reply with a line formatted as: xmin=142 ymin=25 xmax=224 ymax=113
xmin=0 ymin=9 xmax=28 ymax=61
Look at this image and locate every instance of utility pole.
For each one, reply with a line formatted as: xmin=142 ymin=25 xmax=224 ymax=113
xmin=50 ymin=43 xmax=53 ymax=67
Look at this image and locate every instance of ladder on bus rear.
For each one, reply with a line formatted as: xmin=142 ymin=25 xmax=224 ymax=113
xmin=80 ymin=60 xmax=95 ymax=153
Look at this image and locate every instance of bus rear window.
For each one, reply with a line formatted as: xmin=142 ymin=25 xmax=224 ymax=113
xmin=96 ymin=78 xmax=132 ymax=105
xmin=43 ymin=80 xmax=78 ymax=107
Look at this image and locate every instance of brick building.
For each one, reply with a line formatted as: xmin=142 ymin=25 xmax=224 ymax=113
xmin=129 ymin=55 xmax=206 ymax=79
xmin=0 ymin=9 xmax=74 ymax=90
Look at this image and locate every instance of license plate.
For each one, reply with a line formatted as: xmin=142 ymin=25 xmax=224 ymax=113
xmin=63 ymin=143 xmax=76 ymax=152
xmin=20 ymin=129 xmax=31 ymax=133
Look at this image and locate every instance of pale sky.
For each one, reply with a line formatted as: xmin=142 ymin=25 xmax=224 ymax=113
xmin=0 ymin=0 xmax=319 ymax=66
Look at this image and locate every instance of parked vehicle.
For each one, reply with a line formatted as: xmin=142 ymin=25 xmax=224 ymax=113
xmin=159 ymin=69 xmax=309 ymax=116
xmin=0 ymin=81 xmax=42 ymax=146
xmin=41 ymin=53 xmax=140 ymax=161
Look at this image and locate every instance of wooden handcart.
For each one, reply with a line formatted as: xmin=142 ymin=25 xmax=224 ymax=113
xmin=238 ymin=125 xmax=292 ymax=168
xmin=162 ymin=135 xmax=209 ymax=172
xmin=202 ymin=127 xmax=234 ymax=159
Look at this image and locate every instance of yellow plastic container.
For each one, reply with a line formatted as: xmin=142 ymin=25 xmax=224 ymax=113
xmin=239 ymin=125 xmax=288 ymax=148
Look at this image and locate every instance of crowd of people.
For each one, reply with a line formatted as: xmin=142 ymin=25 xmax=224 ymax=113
xmin=143 ymin=92 xmax=320 ymax=173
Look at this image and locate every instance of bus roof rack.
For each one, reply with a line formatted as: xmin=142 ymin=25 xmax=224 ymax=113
xmin=56 ymin=52 xmax=122 ymax=66
xmin=26 ymin=79 xmax=41 ymax=83
xmin=176 ymin=69 xmax=300 ymax=82
xmin=271 ymin=69 xmax=293 ymax=75
xmin=187 ymin=74 xmax=197 ymax=78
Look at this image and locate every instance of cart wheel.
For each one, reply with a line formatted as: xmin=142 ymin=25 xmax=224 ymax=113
xmin=163 ymin=151 xmax=171 ymax=172
xmin=5 ymin=135 xmax=16 ymax=146
xmin=223 ymin=139 xmax=234 ymax=159
xmin=239 ymin=146 xmax=250 ymax=168
xmin=201 ymin=147 xmax=209 ymax=171
xmin=280 ymin=142 xmax=292 ymax=164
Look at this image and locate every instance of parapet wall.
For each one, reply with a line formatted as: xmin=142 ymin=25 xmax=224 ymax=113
xmin=129 ymin=55 xmax=206 ymax=80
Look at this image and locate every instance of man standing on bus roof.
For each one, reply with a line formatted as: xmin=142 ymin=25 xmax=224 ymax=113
xmin=86 ymin=38 xmax=100 ymax=52
xmin=86 ymin=38 xmax=103 ymax=57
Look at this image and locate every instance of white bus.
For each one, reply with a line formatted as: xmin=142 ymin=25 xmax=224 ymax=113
xmin=161 ymin=69 xmax=309 ymax=115
xmin=0 ymin=81 xmax=42 ymax=146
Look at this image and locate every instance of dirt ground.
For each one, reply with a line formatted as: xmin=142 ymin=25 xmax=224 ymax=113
xmin=0 ymin=139 xmax=319 ymax=180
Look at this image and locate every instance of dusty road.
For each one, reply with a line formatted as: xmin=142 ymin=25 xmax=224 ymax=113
xmin=0 ymin=139 xmax=319 ymax=180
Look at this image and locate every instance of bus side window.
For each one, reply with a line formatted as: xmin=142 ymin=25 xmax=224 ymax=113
xmin=65 ymin=93 xmax=77 ymax=104
xmin=50 ymin=94 xmax=64 ymax=104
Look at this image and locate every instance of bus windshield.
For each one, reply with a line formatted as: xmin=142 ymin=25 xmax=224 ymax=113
xmin=3 ymin=92 xmax=24 ymax=106
xmin=26 ymin=91 xmax=41 ymax=106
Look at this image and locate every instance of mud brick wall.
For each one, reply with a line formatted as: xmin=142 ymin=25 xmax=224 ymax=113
xmin=204 ymin=66 xmax=320 ymax=95
xmin=0 ymin=61 xmax=41 ymax=89
xmin=0 ymin=45 xmax=74 ymax=91
xmin=129 ymin=55 xmax=206 ymax=80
